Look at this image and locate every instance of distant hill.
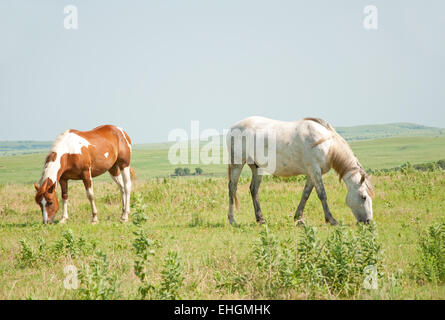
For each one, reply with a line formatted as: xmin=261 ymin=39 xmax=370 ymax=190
xmin=0 ymin=141 xmax=52 ymax=156
xmin=336 ymin=123 xmax=444 ymax=141
xmin=1 ymin=122 xmax=444 ymax=155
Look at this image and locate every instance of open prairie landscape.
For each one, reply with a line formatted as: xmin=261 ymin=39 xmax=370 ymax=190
xmin=0 ymin=128 xmax=444 ymax=300
xmin=2 ymin=0 xmax=445 ymax=306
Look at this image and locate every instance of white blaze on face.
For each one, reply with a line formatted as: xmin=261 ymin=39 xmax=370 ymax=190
xmin=41 ymin=198 xmax=48 ymax=224
xmin=104 ymin=152 xmax=109 ymax=158
xmin=117 ymin=127 xmax=132 ymax=151
xmin=40 ymin=131 xmax=91 ymax=185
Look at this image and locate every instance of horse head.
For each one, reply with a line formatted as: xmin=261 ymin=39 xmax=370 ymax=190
xmin=345 ymin=169 xmax=374 ymax=223
xmin=34 ymin=178 xmax=59 ymax=224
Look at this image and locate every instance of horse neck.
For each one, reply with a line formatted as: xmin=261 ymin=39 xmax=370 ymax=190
xmin=39 ymin=153 xmax=67 ymax=186
xmin=341 ymin=169 xmax=360 ymax=192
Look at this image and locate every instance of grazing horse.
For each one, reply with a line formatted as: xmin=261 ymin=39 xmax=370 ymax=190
xmin=34 ymin=125 xmax=135 ymax=224
xmin=227 ymin=116 xmax=374 ymax=225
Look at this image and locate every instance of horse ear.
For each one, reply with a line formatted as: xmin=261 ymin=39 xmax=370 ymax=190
xmin=360 ymin=173 xmax=366 ymax=184
xmin=34 ymin=183 xmax=40 ymax=191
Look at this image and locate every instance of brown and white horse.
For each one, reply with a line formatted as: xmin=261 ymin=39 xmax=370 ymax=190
xmin=34 ymin=125 xmax=135 ymax=224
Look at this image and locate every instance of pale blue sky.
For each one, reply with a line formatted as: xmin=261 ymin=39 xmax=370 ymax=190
xmin=1 ymin=0 xmax=444 ymax=143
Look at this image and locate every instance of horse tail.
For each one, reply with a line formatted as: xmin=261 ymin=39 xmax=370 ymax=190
xmin=130 ymin=167 xmax=136 ymax=181
xmin=228 ymin=165 xmax=240 ymax=211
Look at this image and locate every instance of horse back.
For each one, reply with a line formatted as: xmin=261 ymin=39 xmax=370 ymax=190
xmin=67 ymin=125 xmax=132 ymax=176
xmin=227 ymin=116 xmax=334 ymax=176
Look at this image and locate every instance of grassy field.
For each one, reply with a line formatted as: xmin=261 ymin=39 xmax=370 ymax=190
xmin=1 ymin=122 xmax=443 ymax=156
xmin=0 ymin=135 xmax=444 ymax=299
xmin=1 ymin=136 xmax=445 ymax=184
xmin=0 ymin=172 xmax=444 ymax=299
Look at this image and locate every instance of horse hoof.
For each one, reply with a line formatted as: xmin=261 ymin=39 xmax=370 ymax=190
xmin=295 ymin=219 xmax=305 ymax=226
xmin=120 ymin=217 xmax=129 ymax=223
xmin=257 ymin=218 xmax=266 ymax=224
xmin=229 ymin=219 xmax=236 ymax=225
xmin=59 ymin=218 xmax=68 ymax=224
xmin=91 ymin=220 xmax=99 ymax=225
xmin=326 ymin=218 xmax=338 ymax=226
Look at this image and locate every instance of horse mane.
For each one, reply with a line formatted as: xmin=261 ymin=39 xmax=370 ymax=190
xmin=304 ymin=118 xmax=374 ymax=198
xmin=50 ymin=130 xmax=70 ymax=152
xmin=38 ymin=130 xmax=70 ymax=185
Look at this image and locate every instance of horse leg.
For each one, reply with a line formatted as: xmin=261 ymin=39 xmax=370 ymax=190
xmin=109 ymin=165 xmax=126 ymax=218
xmin=228 ymin=164 xmax=243 ymax=225
xmin=59 ymin=178 xmax=69 ymax=224
xmin=120 ymin=166 xmax=132 ymax=222
xmin=82 ymin=169 xmax=98 ymax=224
xmin=249 ymin=164 xmax=265 ymax=223
xmin=294 ymin=177 xmax=314 ymax=224
xmin=310 ymin=170 xmax=338 ymax=226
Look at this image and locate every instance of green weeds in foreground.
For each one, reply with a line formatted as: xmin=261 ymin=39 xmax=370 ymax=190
xmin=132 ymin=192 xmax=184 ymax=300
xmin=215 ymin=223 xmax=383 ymax=298
xmin=415 ymin=221 xmax=445 ymax=283
xmin=14 ymin=214 xmax=444 ymax=299
xmin=3 ymin=171 xmax=445 ymax=299
xmin=77 ymin=251 xmax=121 ymax=300
xmin=17 ymin=229 xmax=96 ymax=268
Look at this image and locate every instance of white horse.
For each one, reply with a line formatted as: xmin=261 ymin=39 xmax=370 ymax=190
xmin=226 ymin=116 xmax=374 ymax=225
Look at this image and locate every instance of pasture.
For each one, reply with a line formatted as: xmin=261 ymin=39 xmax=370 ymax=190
xmin=1 ymin=136 xmax=445 ymax=184
xmin=0 ymin=137 xmax=444 ymax=299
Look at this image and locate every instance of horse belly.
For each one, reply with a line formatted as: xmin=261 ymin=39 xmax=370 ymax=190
xmin=270 ymin=161 xmax=305 ymax=177
xmin=272 ymin=165 xmax=304 ymax=177
xmin=88 ymin=146 xmax=118 ymax=177
xmin=261 ymin=146 xmax=306 ymax=177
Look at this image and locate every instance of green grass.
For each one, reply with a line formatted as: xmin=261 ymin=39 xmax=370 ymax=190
xmin=350 ymin=137 xmax=445 ymax=169
xmin=0 ymin=135 xmax=445 ymax=299
xmin=2 ymin=121 xmax=443 ymax=156
xmin=1 ymin=136 xmax=445 ymax=184
xmin=0 ymin=172 xmax=444 ymax=299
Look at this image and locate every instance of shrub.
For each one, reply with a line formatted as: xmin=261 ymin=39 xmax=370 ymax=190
xmin=133 ymin=229 xmax=157 ymax=299
xmin=131 ymin=192 xmax=148 ymax=226
xmin=320 ymin=223 xmax=382 ymax=296
xmin=416 ymin=222 xmax=445 ymax=283
xmin=174 ymin=167 xmax=194 ymax=176
xmin=17 ymin=230 xmax=96 ymax=269
xmin=215 ymin=223 xmax=384 ymax=299
xmin=17 ymin=237 xmax=48 ymax=268
xmin=52 ymin=229 xmax=94 ymax=259
xmin=132 ymin=230 xmax=183 ymax=299
xmin=77 ymin=251 xmax=121 ymax=300
xmin=215 ymin=271 xmax=249 ymax=294
xmin=18 ymin=239 xmax=38 ymax=268
xmin=297 ymin=223 xmax=383 ymax=297
xmin=156 ymin=251 xmax=184 ymax=300
xmin=253 ymin=226 xmax=281 ymax=295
